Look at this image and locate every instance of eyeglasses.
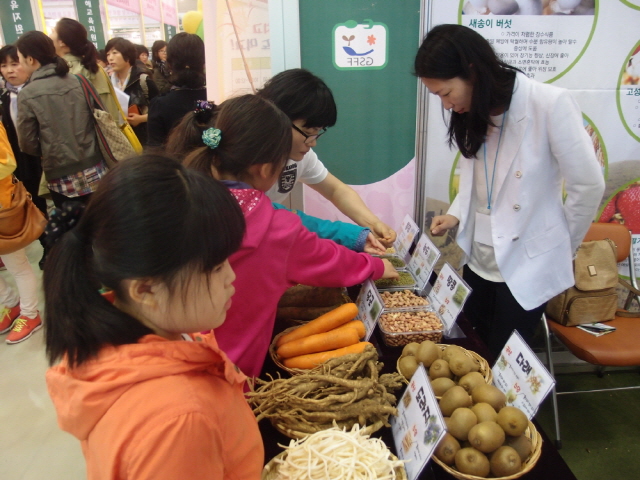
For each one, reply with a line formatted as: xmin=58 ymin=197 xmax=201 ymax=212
xmin=291 ymin=124 xmax=327 ymax=145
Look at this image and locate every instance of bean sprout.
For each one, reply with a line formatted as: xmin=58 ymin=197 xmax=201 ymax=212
xmin=272 ymin=424 xmax=407 ymax=479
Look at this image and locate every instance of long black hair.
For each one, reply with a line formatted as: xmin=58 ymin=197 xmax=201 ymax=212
xmin=16 ymin=31 xmax=69 ymax=77
xmin=178 ymin=95 xmax=291 ymax=182
xmin=55 ymin=18 xmax=99 ymax=74
xmin=43 ymin=155 xmax=245 ymax=367
xmin=414 ymin=24 xmax=519 ymax=158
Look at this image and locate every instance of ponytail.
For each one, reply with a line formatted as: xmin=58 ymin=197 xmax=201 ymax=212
xmin=55 ymin=18 xmax=99 ymax=74
xmin=44 ymin=225 xmax=152 ymax=367
xmin=165 ymin=109 xmax=217 ymax=159
xmin=54 ymin=56 xmax=70 ymax=76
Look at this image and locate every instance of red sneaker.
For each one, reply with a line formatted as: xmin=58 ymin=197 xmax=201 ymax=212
xmin=6 ymin=313 xmax=42 ymax=344
xmin=0 ymin=304 xmax=21 ymax=334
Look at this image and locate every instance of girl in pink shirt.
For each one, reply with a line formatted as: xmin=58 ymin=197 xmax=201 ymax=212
xmin=177 ymin=94 xmax=398 ymax=378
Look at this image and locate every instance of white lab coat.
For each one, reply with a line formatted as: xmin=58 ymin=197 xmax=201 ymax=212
xmin=449 ymin=73 xmax=605 ymax=309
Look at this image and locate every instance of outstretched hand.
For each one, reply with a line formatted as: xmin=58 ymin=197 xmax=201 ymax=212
xmin=430 ymin=214 xmax=459 ymax=236
xmin=364 ymin=232 xmax=386 ymax=255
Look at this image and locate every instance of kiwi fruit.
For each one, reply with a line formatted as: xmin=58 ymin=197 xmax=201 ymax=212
xmin=454 ymin=447 xmax=490 ymax=477
xmin=442 ymin=345 xmax=465 ymax=362
xmin=448 ymin=407 xmax=478 ymax=441
xmin=497 ymin=406 xmax=529 ymax=437
xmin=431 ymin=377 xmax=456 ymax=396
xmin=468 ymin=421 xmax=506 ymax=453
xmin=429 ymin=359 xmax=453 ymax=380
xmin=416 ymin=340 xmax=440 ymax=367
xmin=448 ymin=352 xmax=475 ymax=377
xmin=472 ymin=384 xmax=507 ymax=412
xmin=398 ymin=355 xmax=419 ymax=380
xmin=471 ymin=402 xmax=498 ymax=423
xmin=434 ymin=433 xmax=460 ymax=466
xmin=505 ymin=434 xmax=533 ymax=462
xmin=458 ymin=372 xmax=486 ymax=394
xmin=490 ymin=446 xmax=522 ymax=476
xmin=439 ymin=386 xmax=472 ymax=416
xmin=402 ymin=342 xmax=420 ymax=357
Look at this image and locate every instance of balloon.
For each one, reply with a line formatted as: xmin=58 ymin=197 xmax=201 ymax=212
xmin=182 ymin=11 xmax=203 ymax=34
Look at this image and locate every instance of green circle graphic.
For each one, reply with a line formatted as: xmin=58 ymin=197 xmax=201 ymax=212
xmin=616 ymin=39 xmax=640 ymax=143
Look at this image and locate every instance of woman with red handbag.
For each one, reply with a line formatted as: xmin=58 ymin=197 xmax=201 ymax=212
xmin=0 ymin=123 xmax=42 ymax=344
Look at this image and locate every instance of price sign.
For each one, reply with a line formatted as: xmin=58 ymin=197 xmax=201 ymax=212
xmin=355 ymin=279 xmax=383 ymax=340
xmin=492 ymin=331 xmax=555 ymax=419
xmin=427 ymin=263 xmax=471 ymax=334
xmin=394 ymin=214 xmax=420 ymax=262
xmin=391 ymin=365 xmax=446 ymax=480
xmin=407 ymin=234 xmax=441 ymax=291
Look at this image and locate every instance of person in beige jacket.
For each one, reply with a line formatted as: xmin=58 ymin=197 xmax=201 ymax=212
xmin=50 ymin=18 xmax=120 ymax=122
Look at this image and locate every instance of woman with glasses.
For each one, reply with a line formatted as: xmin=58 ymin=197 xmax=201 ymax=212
xmin=257 ymin=69 xmax=397 ymax=247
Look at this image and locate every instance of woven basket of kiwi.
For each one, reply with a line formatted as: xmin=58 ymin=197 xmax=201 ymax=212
xmin=397 ymin=342 xmax=493 ymax=390
xmin=431 ymin=419 xmax=542 ymax=479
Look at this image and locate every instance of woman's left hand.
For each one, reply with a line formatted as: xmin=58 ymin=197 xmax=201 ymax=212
xmin=127 ymin=113 xmax=146 ymax=127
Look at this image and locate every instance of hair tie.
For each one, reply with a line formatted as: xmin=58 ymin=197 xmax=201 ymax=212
xmin=194 ymin=100 xmax=215 ymax=123
xmin=44 ymin=201 xmax=87 ymax=248
xmin=202 ymin=128 xmax=222 ymax=149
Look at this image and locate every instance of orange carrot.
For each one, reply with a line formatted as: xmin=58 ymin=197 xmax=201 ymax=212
xmin=276 ymin=303 xmax=359 ymax=347
xmin=330 ymin=320 xmax=366 ymax=339
xmin=276 ymin=327 xmax=360 ymax=359
xmin=282 ymin=342 xmax=373 ymax=369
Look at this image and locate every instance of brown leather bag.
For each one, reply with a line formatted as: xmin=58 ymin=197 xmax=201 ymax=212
xmin=0 ymin=176 xmax=47 ymax=255
xmin=546 ymin=239 xmax=619 ymax=326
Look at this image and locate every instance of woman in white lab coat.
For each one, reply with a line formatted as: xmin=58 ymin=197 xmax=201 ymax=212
xmin=415 ymin=24 xmax=604 ymax=356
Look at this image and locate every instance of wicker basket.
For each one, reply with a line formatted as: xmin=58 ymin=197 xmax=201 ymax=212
xmin=431 ymin=420 xmax=542 ymax=480
xmin=269 ymin=326 xmax=310 ymax=376
xmin=262 ymin=450 xmax=407 ymax=480
xmin=396 ymin=344 xmax=493 ymax=387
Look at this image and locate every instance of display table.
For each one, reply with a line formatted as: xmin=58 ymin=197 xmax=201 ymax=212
xmin=257 ymin=311 xmax=577 ymax=480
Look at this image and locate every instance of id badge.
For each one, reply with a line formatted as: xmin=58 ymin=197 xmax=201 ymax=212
xmin=474 ymin=212 xmax=493 ymax=246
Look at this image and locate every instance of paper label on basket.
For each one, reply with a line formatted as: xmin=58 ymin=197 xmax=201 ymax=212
xmin=492 ymin=330 xmax=555 ymax=419
xmin=394 ymin=214 xmax=420 ymax=262
xmin=391 ymin=365 xmax=446 ymax=480
xmin=427 ymin=263 xmax=471 ymax=334
xmin=407 ymin=234 xmax=441 ymax=290
xmin=355 ymin=279 xmax=383 ymax=341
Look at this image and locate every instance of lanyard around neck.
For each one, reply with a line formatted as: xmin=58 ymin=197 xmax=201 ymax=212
xmin=483 ymin=109 xmax=508 ymax=210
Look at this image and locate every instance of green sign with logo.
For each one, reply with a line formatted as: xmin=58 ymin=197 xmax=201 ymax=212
xmin=0 ymin=0 xmax=36 ymax=44
xmin=75 ymin=0 xmax=106 ymax=50
xmin=300 ymin=0 xmax=420 ymax=184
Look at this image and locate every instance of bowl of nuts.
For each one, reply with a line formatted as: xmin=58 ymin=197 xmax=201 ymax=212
xmin=378 ymin=307 xmax=443 ymax=347
xmin=379 ymin=289 xmax=430 ymax=310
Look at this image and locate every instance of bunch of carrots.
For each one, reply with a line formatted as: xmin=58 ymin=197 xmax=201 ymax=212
xmin=275 ymin=303 xmax=371 ymax=369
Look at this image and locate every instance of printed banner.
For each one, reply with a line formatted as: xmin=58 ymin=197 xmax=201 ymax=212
xmin=106 ymin=0 xmax=140 ymax=14
xmin=0 ymin=0 xmax=36 ymax=44
xmin=142 ymin=0 xmax=162 ymax=22
xmin=161 ymin=0 xmax=178 ymax=27
xmin=75 ymin=0 xmax=106 ymax=49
